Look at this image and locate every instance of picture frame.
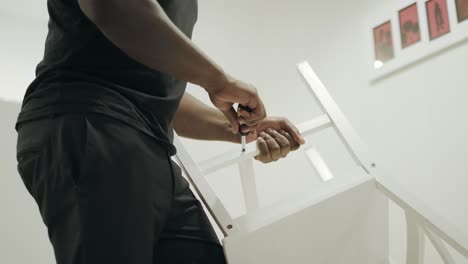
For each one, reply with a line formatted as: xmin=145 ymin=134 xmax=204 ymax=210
xmin=456 ymin=0 xmax=468 ymax=23
xmin=373 ymin=21 xmax=395 ymax=64
xmin=426 ymin=0 xmax=451 ymax=40
xmin=369 ymin=0 xmax=468 ymax=81
xmin=399 ymin=3 xmax=422 ymax=48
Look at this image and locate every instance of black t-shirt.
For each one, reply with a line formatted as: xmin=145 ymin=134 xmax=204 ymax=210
xmin=16 ymin=0 xmax=198 ymax=155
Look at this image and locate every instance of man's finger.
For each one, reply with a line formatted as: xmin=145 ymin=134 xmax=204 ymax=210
xmin=240 ymin=124 xmax=256 ymax=134
xmin=239 ymin=111 xmax=265 ymax=127
xmin=239 ymin=98 xmax=266 ymax=124
xmin=238 ymin=109 xmax=252 ymax=119
xmin=249 ymin=104 xmax=267 ymax=121
xmin=238 ymin=117 xmax=246 ymax=126
xmin=283 ymin=119 xmax=305 ymax=145
xmin=239 ymin=108 xmax=265 ymax=120
xmin=266 ymin=129 xmax=290 ymax=157
xmin=261 ymin=132 xmax=281 ymax=161
xmin=222 ymin=106 xmax=240 ymax=133
xmin=239 ymin=118 xmax=263 ymax=128
xmin=279 ymin=130 xmax=300 ymax=151
xmin=255 ymin=137 xmax=270 ymax=163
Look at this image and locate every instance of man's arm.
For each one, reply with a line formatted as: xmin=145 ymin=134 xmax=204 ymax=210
xmin=173 ymin=93 xmax=239 ymax=143
xmin=78 ymin=0 xmax=224 ymax=90
xmin=174 ymin=94 xmax=306 ymax=163
xmin=77 ymin=0 xmax=266 ymax=132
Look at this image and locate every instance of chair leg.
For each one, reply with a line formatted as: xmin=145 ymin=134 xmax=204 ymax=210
xmin=405 ymin=211 xmax=425 ymax=264
xmin=423 ymin=225 xmax=456 ymax=264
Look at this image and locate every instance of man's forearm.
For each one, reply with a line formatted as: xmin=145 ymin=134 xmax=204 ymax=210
xmin=78 ymin=0 xmax=229 ymax=91
xmin=174 ymin=94 xmax=240 ymax=143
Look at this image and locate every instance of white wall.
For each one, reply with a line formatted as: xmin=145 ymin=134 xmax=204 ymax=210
xmin=185 ymin=0 xmax=468 ymax=263
xmin=0 ymin=0 xmax=48 ymax=102
xmin=0 ymin=100 xmax=55 ymax=263
xmin=0 ymin=2 xmax=53 ymax=263
xmin=1 ymin=0 xmax=467 ymax=263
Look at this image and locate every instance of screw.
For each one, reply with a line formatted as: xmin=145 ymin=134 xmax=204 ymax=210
xmin=227 ymin=224 xmax=233 ymax=229
xmin=371 ymin=163 xmax=376 ymax=168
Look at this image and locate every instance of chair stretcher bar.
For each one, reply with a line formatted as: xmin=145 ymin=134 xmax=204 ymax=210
xmin=198 ymin=114 xmax=332 ymax=175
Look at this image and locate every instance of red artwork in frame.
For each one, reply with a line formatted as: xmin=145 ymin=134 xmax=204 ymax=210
xmin=426 ymin=0 xmax=450 ymax=40
xmin=373 ymin=21 xmax=394 ymax=63
xmin=399 ymin=3 xmax=421 ymax=49
xmin=456 ymin=0 xmax=468 ymax=23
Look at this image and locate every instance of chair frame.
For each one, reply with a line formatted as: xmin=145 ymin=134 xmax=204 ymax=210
xmin=173 ymin=61 xmax=468 ymax=263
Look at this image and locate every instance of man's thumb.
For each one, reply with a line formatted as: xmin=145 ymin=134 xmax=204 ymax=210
xmin=222 ymin=107 xmax=240 ymax=134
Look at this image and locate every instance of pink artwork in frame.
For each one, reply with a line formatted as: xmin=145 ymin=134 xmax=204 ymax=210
xmin=399 ymin=3 xmax=421 ymax=48
xmin=426 ymin=0 xmax=450 ymax=40
xmin=456 ymin=0 xmax=468 ymax=23
xmin=373 ymin=21 xmax=395 ymax=63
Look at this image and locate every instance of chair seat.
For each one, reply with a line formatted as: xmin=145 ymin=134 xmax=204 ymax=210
xmin=223 ymin=177 xmax=389 ymax=264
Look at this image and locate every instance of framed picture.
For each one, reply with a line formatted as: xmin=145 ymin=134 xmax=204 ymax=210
xmin=456 ymin=0 xmax=468 ymax=23
xmin=373 ymin=21 xmax=395 ymax=63
xmin=399 ymin=3 xmax=421 ymax=48
xmin=426 ymin=0 xmax=450 ymax=40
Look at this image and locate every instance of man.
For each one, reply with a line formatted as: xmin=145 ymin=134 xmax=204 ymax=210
xmin=15 ymin=0 xmax=304 ymax=263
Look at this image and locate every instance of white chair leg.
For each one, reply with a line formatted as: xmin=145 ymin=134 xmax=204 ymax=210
xmin=304 ymin=146 xmax=334 ymax=182
xmin=423 ymin=225 xmax=456 ymax=264
xmin=238 ymin=157 xmax=259 ymax=214
xmin=405 ymin=211 xmax=425 ymax=264
xmin=173 ymin=136 xmax=239 ymax=235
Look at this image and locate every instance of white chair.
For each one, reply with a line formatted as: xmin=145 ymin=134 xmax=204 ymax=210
xmin=173 ymin=61 xmax=468 ymax=264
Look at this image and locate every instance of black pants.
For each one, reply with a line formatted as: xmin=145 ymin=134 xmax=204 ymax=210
xmin=16 ymin=113 xmax=226 ymax=264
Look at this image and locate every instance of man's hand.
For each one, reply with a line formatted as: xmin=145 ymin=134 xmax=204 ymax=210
xmin=245 ymin=117 xmax=305 ymax=163
xmin=207 ymin=76 xmax=267 ymax=135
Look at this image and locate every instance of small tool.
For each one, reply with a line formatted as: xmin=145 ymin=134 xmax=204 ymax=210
xmin=237 ymin=104 xmax=252 ymax=152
